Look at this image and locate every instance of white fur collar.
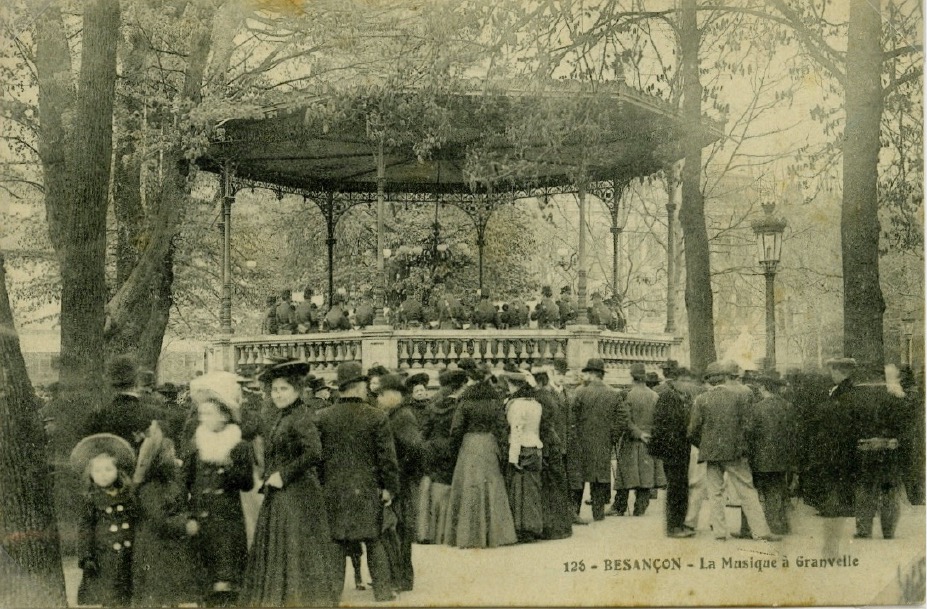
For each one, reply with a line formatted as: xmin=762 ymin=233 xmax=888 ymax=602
xmin=194 ymin=424 xmax=242 ymax=464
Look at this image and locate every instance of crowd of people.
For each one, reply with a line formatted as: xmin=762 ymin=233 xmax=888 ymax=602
xmin=64 ymin=351 xmax=924 ymax=607
xmin=261 ymin=284 xmax=626 ymax=334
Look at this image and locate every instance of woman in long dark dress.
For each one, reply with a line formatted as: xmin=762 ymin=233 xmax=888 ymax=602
xmin=376 ymin=375 xmax=425 ymax=591
xmin=417 ymin=369 xmax=468 ymax=544
xmin=240 ymin=361 xmax=342 ymax=607
xmin=442 ymin=379 xmax=518 ymax=548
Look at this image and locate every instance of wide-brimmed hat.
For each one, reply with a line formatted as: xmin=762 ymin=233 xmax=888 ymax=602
xmin=70 ymin=433 xmax=136 ymax=475
xmin=645 ymin=372 xmax=661 ymax=385
xmin=405 ymin=372 xmax=431 ymax=391
xmin=500 ymin=369 xmax=537 ymax=388
xmin=378 ymin=374 xmax=409 ymax=395
xmin=629 ymin=363 xmax=647 ymax=379
xmin=258 ymin=360 xmax=312 ymax=385
xmin=336 ymin=361 xmax=368 ymax=390
xmin=438 ymin=368 xmax=469 ymax=388
xmin=190 ymin=371 xmax=245 ymax=422
xmin=582 ymin=358 xmax=606 ymax=374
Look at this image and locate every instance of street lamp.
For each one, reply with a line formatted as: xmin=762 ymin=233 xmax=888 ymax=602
xmin=752 ymin=202 xmax=787 ymax=372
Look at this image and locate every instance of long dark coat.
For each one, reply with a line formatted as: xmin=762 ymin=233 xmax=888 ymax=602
xmin=616 ymin=383 xmax=659 ymax=489
xmin=77 ymin=486 xmax=138 ymax=607
xmin=569 ymin=379 xmax=626 ymax=484
xmin=241 ymin=399 xmax=342 ymax=607
xmin=386 ymin=402 xmax=425 ymax=590
xmin=649 ymin=382 xmax=694 ymax=464
xmin=534 ymin=386 xmax=573 ymax=540
xmin=317 ymin=397 xmax=400 ymax=540
xmin=746 ymin=395 xmax=800 ymax=473
xmin=184 ymin=427 xmax=254 ymax=590
xmin=421 ymin=394 xmax=459 ymax=485
xmin=132 ymin=462 xmax=200 ymax=608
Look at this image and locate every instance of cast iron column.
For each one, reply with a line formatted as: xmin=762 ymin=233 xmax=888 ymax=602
xmin=220 ymin=164 xmax=233 ymax=334
xmin=325 ymin=191 xmax=336 ymax=307
xmin=665 ymin=168 xmax=678 ymax=334
xmin=373 ymin=139 xmax=388 ymax=325
xmin=576 ymin=182 xmax=589 ymax=323
xmin=764 ymin=269 xmax=776 ymax=372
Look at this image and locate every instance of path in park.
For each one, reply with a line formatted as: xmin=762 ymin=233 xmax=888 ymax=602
xmin=63 ymin=494 xmax=925 ymax=607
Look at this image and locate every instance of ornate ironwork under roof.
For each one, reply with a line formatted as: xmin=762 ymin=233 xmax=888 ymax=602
xmin=197 ymin=82 xmax=723 ymax=198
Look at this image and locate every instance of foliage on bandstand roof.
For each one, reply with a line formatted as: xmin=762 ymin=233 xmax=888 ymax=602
xmin=197 ymin=79 xmax=723 ymax=201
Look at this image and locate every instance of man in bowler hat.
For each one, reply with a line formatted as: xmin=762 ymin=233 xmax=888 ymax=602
xmin=316 ymin=362 xmax=401 ymax=601
xmin=568 ymin=358 xmax=627 ymax=521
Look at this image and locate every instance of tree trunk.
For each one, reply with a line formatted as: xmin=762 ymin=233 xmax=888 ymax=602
xmin=104 ymin=3 xmax=213 ymax=372
xmin=113 ymin=28 xmax=149 ymax=287
xmin=678 ymin=0 xmax=717 ymax=375
xmin=0 ymin=254 xmax=67 ymax=608
xmin=34 ymin=4 xmax=73 ymax=259
xmin=34 ymin=0 xmax=123 ymax=415
xmin=57 ymin=0 xmax=121 ymax=397
xmin=842 ymin=0 xmax=886 ymax=372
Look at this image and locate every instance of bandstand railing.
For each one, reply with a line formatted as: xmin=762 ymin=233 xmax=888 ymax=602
xmin=209 ymin=326 xmax=681 ymax=383
xmin=394 ymin=329 xmax=570 ymax=370
xmin=229 ymin=332 xmax=364 ymax=372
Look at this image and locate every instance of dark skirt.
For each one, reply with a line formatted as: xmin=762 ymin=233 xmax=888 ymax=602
xmin=416 ymin=476 xmax=452 ymax=544
xmin=442 ymin=433 xmax=517 ymax=548
xmin=540 ymin=452 xmax=574 ymax=540
xmin=240 ymin=477 xmax=342 ymax=607
xmin=506 ymin=447 xmax=544 ymax=541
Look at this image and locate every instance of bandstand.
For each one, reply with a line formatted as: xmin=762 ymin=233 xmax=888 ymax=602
xmin=196 ymin=80 xmax=721 ymax=382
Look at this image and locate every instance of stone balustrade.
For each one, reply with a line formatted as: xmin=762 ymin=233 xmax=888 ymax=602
xmin=394 ymin=329 xmax=570 ymax=370
xmin=208 ymin=326 xmax=680 ymax=383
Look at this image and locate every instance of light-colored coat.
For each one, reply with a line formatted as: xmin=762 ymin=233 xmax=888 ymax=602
xmin=615 ymin=383 xmax=659 ymax=489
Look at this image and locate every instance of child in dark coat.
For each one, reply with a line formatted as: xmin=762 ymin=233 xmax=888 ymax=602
xmin=71 ymin=434 xmax=138 ymax=607
xmin=185 ymin=372 xmax=255 ymax=606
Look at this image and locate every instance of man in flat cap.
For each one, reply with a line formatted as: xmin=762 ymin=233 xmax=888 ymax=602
xmin=687 ymin=361 xmax=779 ymax=541
xmin=568 ymin=358 xmax=627 ymax=521
xmin=316 ymin=362 xmax=400 ymax=601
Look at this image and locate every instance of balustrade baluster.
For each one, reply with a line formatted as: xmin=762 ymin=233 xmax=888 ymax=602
xmin=434 ymin=340 xmax=448 ymax=367
xmin=423 ymin=341 xmax=436 ymax=367
xmin=397 ymin=340 xmax=410 ymax=369
xmin=513 ymin=339 xmax=524 ymax=366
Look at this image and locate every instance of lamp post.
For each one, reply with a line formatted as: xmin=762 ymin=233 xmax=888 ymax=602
xmin=902 ymin=317 xmax=915 ymax=366
xmin=752 ymin=203 xmax=787 ymax=373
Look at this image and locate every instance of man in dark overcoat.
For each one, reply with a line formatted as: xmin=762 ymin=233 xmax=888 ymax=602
xmin=650 ymin=367 xmax=700 ymax=537
xmin=741 ymin=375 xmax=800 ymax=535
xmin=613 ymin=363 xmax=659 ymax=517
xmin=316 ymin=362 xmax=401 ymax=602
xmin=826 ymin=358 xmax=907 ymax=539
xmin=568 ymin=358 xmax=627 ymax=521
